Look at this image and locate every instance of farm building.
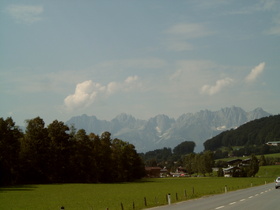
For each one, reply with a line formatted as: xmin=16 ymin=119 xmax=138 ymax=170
xmin=145 ymin=167 xmax=161 ymax=178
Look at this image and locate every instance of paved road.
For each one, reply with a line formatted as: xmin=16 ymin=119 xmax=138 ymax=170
xmin=146 ymin=183 xmax=277 ymax=210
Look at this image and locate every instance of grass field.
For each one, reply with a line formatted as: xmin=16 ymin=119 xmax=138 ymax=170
xmin=0 ymin=174 xmax=276 ymax=210
xmin=257 ymin=165 xmax=280 ymax=178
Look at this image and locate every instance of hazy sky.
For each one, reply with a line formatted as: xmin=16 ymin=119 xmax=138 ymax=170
xmin=1 ymin=0 xmax=280 ymax=126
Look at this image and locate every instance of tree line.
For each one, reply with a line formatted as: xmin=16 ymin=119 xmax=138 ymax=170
xmin=141 ymin=143 xmax=261 ymax=177
xmin=0 ymin=117 xmax=145 ymax=186
xmin=140 ymin=141 xmax=217 ymax=176
xmin=140 ymin=141 xmax=196 ymax=170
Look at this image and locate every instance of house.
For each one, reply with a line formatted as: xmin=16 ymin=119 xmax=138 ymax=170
xmin=266 ymin=141 xmax=280 ymax=146
xmin=145 ymin=167 xmax=162 ymax=178
xmin=160 ymin=167 xmax=169 ymax=177
xmin=223 ymin=166 xmax=241 ymax=177
xmin=241 ymin=158 xmax=252 ymax=166
xmin=223 ymin=158 xmax=252 ymax=177
xmin=227 ymin=159 xmax=242 ymax=167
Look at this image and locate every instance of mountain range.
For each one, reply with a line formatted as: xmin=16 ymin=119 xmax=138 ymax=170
xmin=66 ymin=106 xmax=271 ymax=153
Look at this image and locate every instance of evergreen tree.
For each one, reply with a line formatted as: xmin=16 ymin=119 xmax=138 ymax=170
xmin=20 ymin=117 xmax=49 ymax=183
xmin=0 ymin=117 xmax=22 ymax=185
xmin=47 ymin=120 xmax=70 ymax=182
xmin=259 ymin=155 xmax=266 ymax=166
xmin=247 ymin=154 xmax=259 ymax=177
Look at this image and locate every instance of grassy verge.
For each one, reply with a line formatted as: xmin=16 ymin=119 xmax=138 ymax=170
xmin=0 ymin=176 xmax=273 ymax=210
xmin=256 ymin=165 xmax=280 ymax=178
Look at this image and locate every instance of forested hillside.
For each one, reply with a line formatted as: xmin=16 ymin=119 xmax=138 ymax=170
xmin=0 ymin=117 xmax=145 ymax=186
xmin=204 ymin=115 xmax=280 ymax=152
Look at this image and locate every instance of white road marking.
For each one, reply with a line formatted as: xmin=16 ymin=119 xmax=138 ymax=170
xmin=213 ymin=188 xmax=272 ymax=210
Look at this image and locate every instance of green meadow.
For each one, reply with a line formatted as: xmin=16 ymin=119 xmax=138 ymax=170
xmin=1 ymin=168 xmax=277 ymax=210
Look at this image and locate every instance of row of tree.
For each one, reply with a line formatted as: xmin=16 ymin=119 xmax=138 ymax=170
xmin=0 ymin=117 xmax=145 ymax=186
xmin=140 ymin=141 xmax=195 ymax=166
xmin=139 ymin=142 xmax=216 ymax=176
xmin=182 ymin=152 xmax=259 ymax=177
xmin=214 ymin=144 xmax=280 ymax=159
xmin=142 ymin=146 xmax=260 ymax=177
xmin=182 ymin=151 xmax=215 ymax=176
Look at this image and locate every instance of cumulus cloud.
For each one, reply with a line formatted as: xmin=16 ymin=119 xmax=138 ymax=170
xmin=245 ymin=62 xmax=265 ymax=83
xmin=201 ymin=77 xmax=233 ymax=95
xmin=6 ymin=4 xmax=43 ymax=24
xmin=64 ymin=76 xmax=141 ymax=110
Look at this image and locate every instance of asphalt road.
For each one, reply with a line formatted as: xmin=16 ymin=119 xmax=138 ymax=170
xmin=146 ymin=183 xmax=277 ymax=210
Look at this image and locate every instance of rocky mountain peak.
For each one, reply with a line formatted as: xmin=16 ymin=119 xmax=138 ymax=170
xmin=66 ymin=107 xmax=271 ymax=153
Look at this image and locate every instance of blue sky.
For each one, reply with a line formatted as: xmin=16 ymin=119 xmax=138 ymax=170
xmin=1 ymin=0 xmax=280 ymax=126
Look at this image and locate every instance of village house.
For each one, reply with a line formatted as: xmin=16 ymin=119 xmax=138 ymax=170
xmin=223 ymin=158 xmax=252 ymax=177
xmin=145 ymin=167 xmax=162 ymax=178
xmin=145 ymin=167 xmax=170 ymax=178
xmin=266 ymin=141 xmax=280 ymax=146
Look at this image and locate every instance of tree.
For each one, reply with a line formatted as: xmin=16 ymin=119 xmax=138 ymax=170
xmin=70 ymin=129 xmax=96 ymax=182
xmin=246 ymin=154 xmax=259 ymax=177
xmin=217 ymin=168 xmax=224 ymax=177
xmin=47 ymin=120 xmax=70 ymax=182
xmin=183 ymin=153 xmax=196 ymax=175
xmin=20 ymin=117 xmax=49 ymax=183
xmin=184 ymin=151 xmax=214 ymax=176
xmin=0 ymin=117 xmax=22 ymax=185
xmin=113 ymin=139 xmax=145 ymax=181
xmin=201 ymin=151 xmax=215 ymax=176
xmin=0 ymin=116 xmax=146 ymax=185
xmin=99 ymin=132 xmax=113 ymax=182
xmin=143 ymin=147 xmax=172 ymax=166
xmin=173 ymin=141 xmax=195 ymax=156
xmin=259 ymin=155 xmax=266 ymax=166
xmin=90 ymin=133 xmax=102 ymax=182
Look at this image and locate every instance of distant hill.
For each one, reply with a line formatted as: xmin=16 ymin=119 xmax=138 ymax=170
xmin=204 ymin=114 xmax=280 ymax=151
xmin=66 ymin=106 xmax=271 ymax=153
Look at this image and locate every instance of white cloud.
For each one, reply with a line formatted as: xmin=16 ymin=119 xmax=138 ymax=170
xmin=166 ymin=23 xmax=213 ymax=38
xmin=266 ymin=14 xmax=280 ymax=35
xmin=267 ymin=26 xmax=280 ymax=35
xmin=201 ymin=77 xmax=234 ymax=95
xmin=64 ymin=76 xmax=141 ymax=110
xmin=164 ymin=23 xmax=214 ymax=52
xmin=228 ymin=0 xmax=277 ymax=15
xmin=165 ymin=40 xmax=194 ymax=52
xmin=98 ymin=58 xmax=166 ymax=69
xmin=245 ymin=62 xmax=265 ymax=83
xmin=64 ymin=80 xmax=105 ymax=110
xmin=6 ymin=4 xmax=43 ymax=24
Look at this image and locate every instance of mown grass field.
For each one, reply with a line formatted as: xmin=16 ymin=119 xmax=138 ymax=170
xmin=1 ymin=174 xmax=277 ymax=210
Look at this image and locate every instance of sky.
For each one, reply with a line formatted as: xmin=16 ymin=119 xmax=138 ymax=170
xmin=1 ymin=0 xmax=280 ymax=126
